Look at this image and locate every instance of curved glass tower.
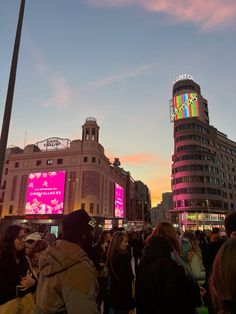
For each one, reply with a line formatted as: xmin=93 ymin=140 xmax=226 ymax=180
xmin=170 ymin=76 xmax=236 ymax=231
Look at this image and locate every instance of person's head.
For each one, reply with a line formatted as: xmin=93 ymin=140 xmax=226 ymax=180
xmin=20 ymin=223 xmax=31 ymax=237
xmin=97 ymin=231 xmax=112 ymax=248
xmin=107 ymin=231 xmax=129 ymax=259
xmin=28 ymin=239 xmax=48 ymax=266
xmin=25 ymin=231 xmax=42 ymax=256
xmin=179 ymin=238 xmax=194 ymax=263
xmin=146 ymin=221 xmax=180 ymax=253
xmin=209 ymin=239 xmax=236 ymax=313
xmin=198 ymin=231 xmax=207 ymax=244
xmin=195 ymin=229 xmax=201 ymax=240
xmin=224 ymin=211 xmax=236 ymax=238
xmin=182 ymin=231 xmax=202 ymax=257
xmin=0 ymin=225 xmax=25 ymax=259
xmin=62 ymin=209 xmax=96 ymax=253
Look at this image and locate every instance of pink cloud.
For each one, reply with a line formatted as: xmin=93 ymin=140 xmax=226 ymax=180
xmin=51 ymin=75 xmax=71 ymax=106
xmin=87 ymin=63 xmax=158 ymax=89
xmin=24 ymin=38 xmax=71 ymax=108
xmin=40 ymin=74 xmax=71 ymax=108
xmin=87 ymin=0 xmax=236 ymax=30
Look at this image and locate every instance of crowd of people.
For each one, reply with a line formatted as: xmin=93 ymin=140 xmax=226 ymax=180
xmin=0 ymin=209 xmax=236 ymax=314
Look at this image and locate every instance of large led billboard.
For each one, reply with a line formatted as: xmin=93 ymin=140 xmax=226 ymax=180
xmin=25 ymin=171 xmax=66 ymax=215
xmin=114 ymin=183 xmax=124 ymax=218
xmin=170 ymin=92 xmax=199 ymax=122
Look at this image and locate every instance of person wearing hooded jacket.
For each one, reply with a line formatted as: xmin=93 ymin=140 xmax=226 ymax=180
xmin=35 ymin=209 xmax=99 ymax=314
xmin=135 ymin=222 xmax=201 ymax=314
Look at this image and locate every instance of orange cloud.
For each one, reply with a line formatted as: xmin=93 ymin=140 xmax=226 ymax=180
xmin=107 ymin=151 xmax=172 ymax=206
xmin=87 ymin=0 xmax=236 ymax=30
xmin=121 ymin=152 xmax=158 ymax=164
xmin=108 ymin=152 xmax=171 ymax=166
xmin=146 ymin=175 xmax=172 ymax=206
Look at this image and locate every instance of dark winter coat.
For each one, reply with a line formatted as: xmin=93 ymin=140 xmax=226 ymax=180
xmin=202 ymin=237 xmax=226 ymax=314
xmin=108 ymin=250 xmax=134 ymax=311
xmin=136 ymin=236 xmax=201 ymax=314
xmin=0 ymin=252 xmax=35 ymax=305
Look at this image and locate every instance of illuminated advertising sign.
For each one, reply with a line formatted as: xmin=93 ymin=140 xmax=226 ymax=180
xmin=173 ymin=74 xmax=193 ymax=84
xmin=114 ymin=183 xmax=124 ymax=218
xmin=25 ymin=171 xmax=66 ymax=215
xmin=170 ymin=92 xmax=199 ymax=122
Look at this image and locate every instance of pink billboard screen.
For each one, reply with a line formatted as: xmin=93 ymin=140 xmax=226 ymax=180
xmin=114 ymin=183 xmax=124 ymax=218
xmin=25 ymin=171 xmax=66 ymax=215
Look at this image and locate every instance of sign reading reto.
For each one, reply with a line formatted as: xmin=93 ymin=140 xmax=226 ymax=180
xmin=173 ymin=74 xmax=193 ymax=84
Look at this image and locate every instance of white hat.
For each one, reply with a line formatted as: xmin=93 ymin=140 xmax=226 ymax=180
xmin=26 ymin=232 xmax=42 ymax=241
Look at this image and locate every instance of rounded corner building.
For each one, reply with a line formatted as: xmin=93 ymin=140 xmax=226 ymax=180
xmin=170 ymin=74 xmax=236 ymax=231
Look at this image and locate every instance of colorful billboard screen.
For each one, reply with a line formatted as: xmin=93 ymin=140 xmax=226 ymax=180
xmin=114 ymin=183 xmax=124 ymax=218
xmin=170 ymin=92 xmax=199 ymax=122
xmin=25 ymin=171 xmax=66 ymax=215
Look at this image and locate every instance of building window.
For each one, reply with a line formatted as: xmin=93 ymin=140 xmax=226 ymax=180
xmin=5 ymin=168 xmax=8 ymax=175
xmin=92 ymin=128 xmax=96 ymax=141
xmin=9 ymin=205 xmax=13 ymax=214
xmin=83 ymin=157 xmax=88 ymax=162
xmin=18 ymin=175 xmax=27 ymax=213
xmin=0 ymin=191 xmax=5 ymax=203
xmin=81 ymin=203 xmax=85 ymax=210
xmin=85 ymin=128 xmax=89 ymax=140
xmin=15 ymin=162 xmax=19 ymax=168
xmin=36 ymin=160 xmax=42 ymax=166
xmin=47 ymin=159 xmax=53 ymax=165
xmin=90 ymin=203 xmax=94 ymax=214
xmin=57 ymin=158 xmax=63 ymax=165
xmin=2 ymin=180 xmax=6 ymax=189
xmin=97 ymin=204 xmax=99 ymax=214
xmin=11 ymin=176 xmax=17 ymax=201
xmin=98 ymin=159 xmax=100 ymax=164
xmin=0 ymin=205 xmax=2 ymax=216
xmin=5 ymin=160 xmax=9 ymax=164
xmin=92 ymin=157 xmax=96 ymax=163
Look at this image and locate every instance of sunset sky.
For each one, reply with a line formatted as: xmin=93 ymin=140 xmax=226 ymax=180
xmin=1 ymin=0 xmax=236 ymax=206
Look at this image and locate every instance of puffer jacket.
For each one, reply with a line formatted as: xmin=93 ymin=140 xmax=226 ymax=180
xmin=35 ymin=240 xmax=99 ymax=314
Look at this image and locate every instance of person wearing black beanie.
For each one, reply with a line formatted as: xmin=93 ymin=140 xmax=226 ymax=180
xmin=36 ymin=210 xmax=99 ymax=314
xmin=62 ymin=209 xmax=96 ymax=257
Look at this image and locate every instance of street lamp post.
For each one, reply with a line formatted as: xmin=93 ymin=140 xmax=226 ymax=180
xmin=0 ymin=0 xmax=25 ymax=186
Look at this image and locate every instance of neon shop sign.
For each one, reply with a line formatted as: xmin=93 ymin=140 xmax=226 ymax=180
xmin=173 ymin=74 xmax=193 ymax=84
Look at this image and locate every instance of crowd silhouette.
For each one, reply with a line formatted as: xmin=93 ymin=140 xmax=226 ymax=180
xmin=0 ymin=210 xmax=236 ymax=314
